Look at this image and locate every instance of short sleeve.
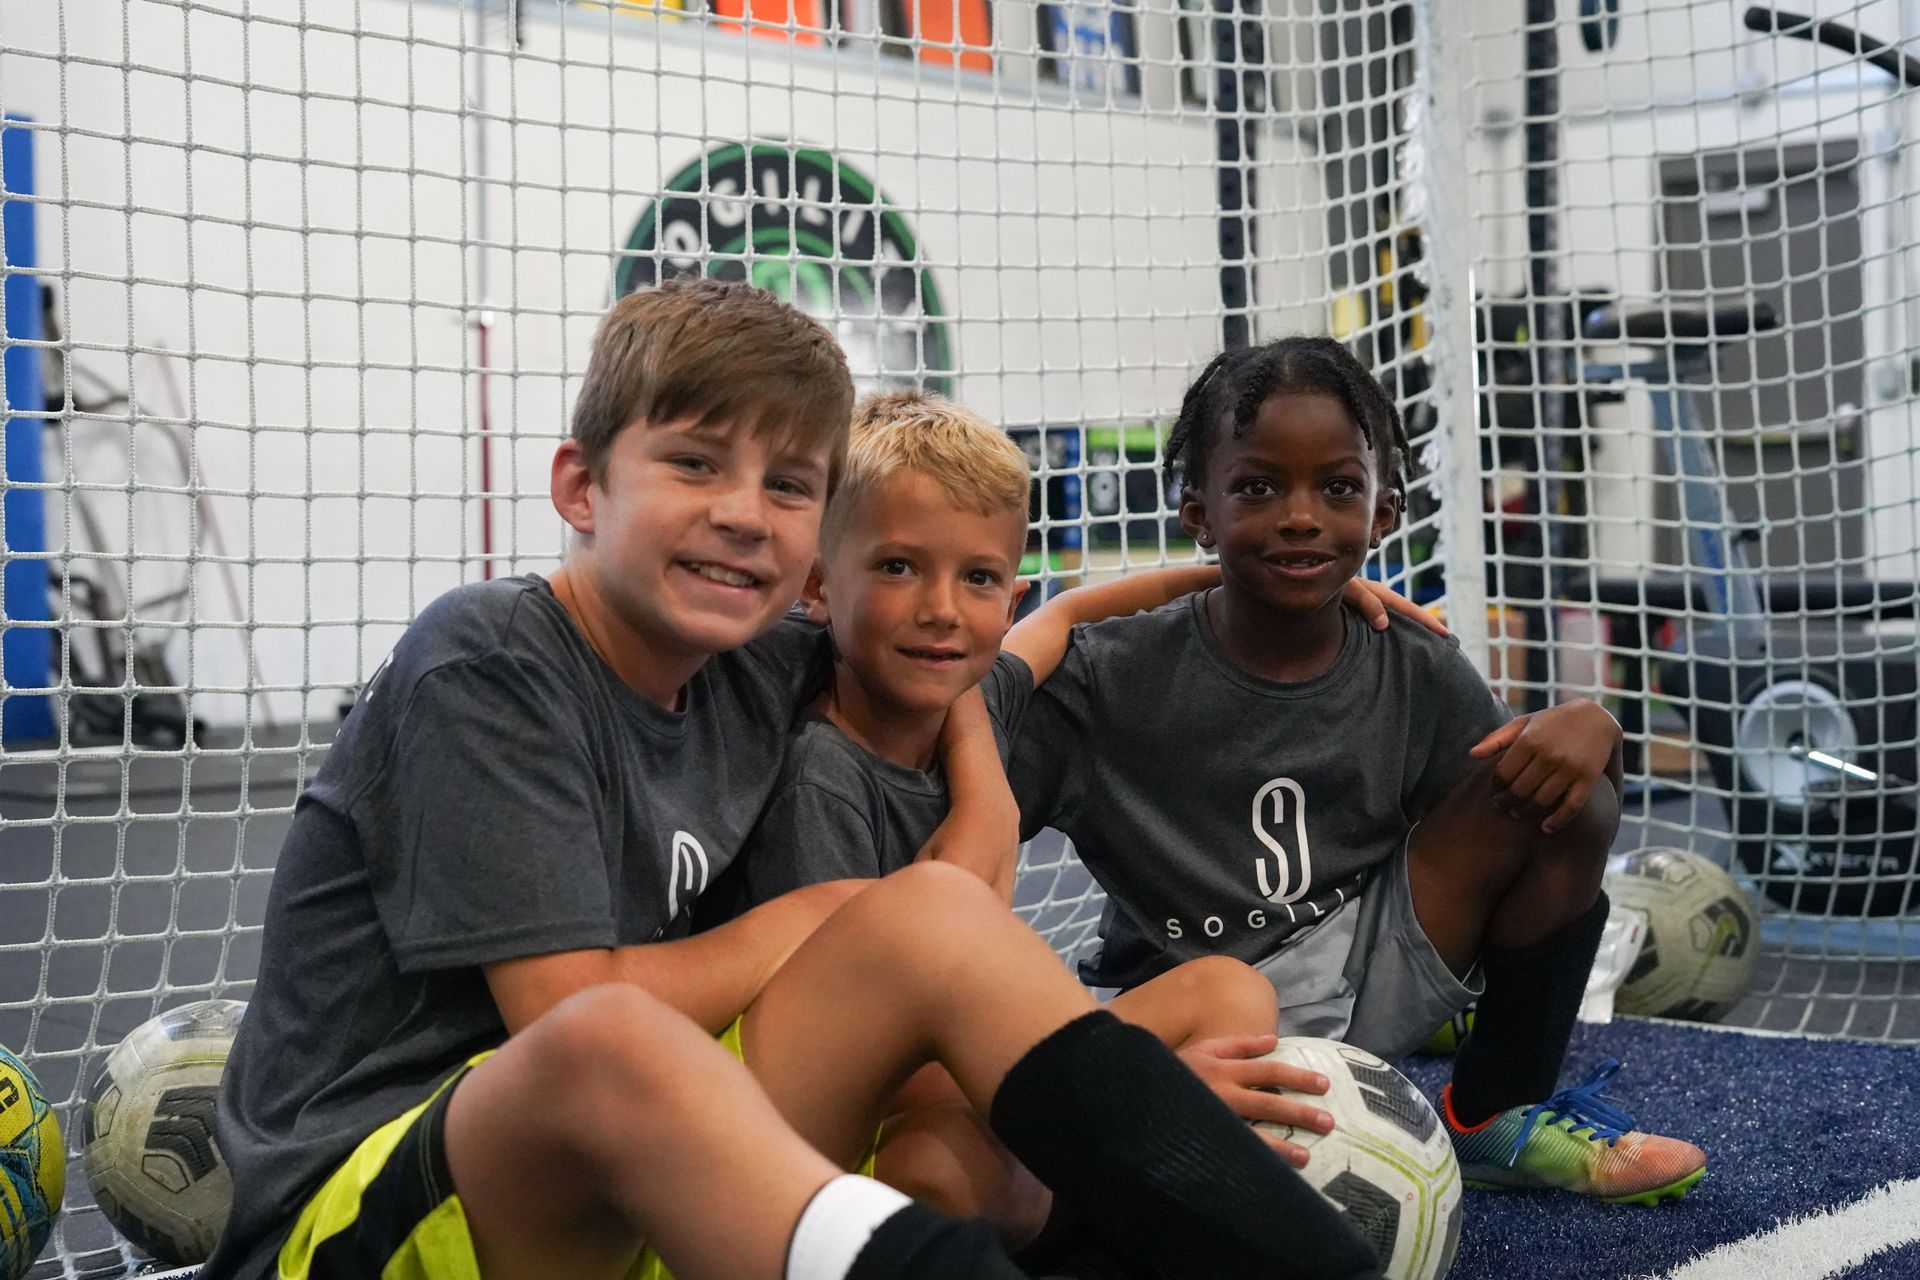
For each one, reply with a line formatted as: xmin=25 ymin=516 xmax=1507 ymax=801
xmin=1007 ymin=629 xmax=1098 ymax=839
xmin=738 ymin=783 xmax=884 ymax=903
xmin=732 ymin=613 xmax=834 ymax=709
xmin=350 ymin=654 xmax=617 ymax=972
xmin=1404 ymin=639 xmax=1515 ymax=818
xmin=980 ymin=652 xmax=1036 ymax=761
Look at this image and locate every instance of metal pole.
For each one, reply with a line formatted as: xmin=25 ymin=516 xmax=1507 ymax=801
xmin=1 ymin=116 xmax=55 ymax=743
xmin=1213 ymin=0 xmax=1265 ymax=352
xmin=1522 ymin=0 xmax=1565 ymax=709
xmin=1413 ymin=0 xmax=1490 ymax=674
xmin=469 ymin=3 xmax=501 ymax=580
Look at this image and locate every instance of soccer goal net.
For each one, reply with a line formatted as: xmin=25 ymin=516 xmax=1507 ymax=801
xmin=0 ymin=0 xmax=1915 ymax=1273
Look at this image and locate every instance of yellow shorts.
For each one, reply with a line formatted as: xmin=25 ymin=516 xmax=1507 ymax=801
xmin=278 ymin=1018 xmax=878 ymax=1280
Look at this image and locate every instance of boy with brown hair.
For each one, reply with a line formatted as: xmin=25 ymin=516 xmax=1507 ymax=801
xmin=204 ymin=281 xmax=1389 ymax=1280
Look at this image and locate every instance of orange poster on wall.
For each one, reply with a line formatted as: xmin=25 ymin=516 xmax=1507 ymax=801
xmin=892 ymin=0 xmax=992 ymax=71
xmin=712 ymin=0 xmax=829 ymax=44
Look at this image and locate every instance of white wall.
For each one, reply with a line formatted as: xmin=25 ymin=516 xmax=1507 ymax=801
xmin=2 ymin=0 xmax=1334 ymax=728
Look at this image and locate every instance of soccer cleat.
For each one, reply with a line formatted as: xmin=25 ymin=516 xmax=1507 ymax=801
xmin=1440 ymin=1059 xmax=1707 ymax=1204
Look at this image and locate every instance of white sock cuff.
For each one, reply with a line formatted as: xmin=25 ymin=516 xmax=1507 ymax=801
xmin=785 ymin=1174 xmax=914 ymax=1280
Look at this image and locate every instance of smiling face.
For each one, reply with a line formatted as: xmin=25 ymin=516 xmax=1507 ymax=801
xmin=810 ymin=468 xmax=1028 ymax=730
xmin=551 ymin=415 xmax=834 ymax=696
xmin=1179 ymin=391 xmax=1399 ymax=619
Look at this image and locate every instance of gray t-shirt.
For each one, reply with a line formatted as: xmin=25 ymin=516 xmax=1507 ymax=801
xmin=204 ymin=576 xmax=826 ymax=1280
xmin=699 ymin=654 xmax=1035 ymax=917
xmin=1009 ymin=592 xmax=1510 ymax=991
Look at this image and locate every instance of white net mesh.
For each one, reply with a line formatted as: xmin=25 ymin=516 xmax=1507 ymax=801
xmin=1449 ymin=0 xmax=1920 ymax=1044
xmin=0 ymin=0 xmax=1915 ymax=1272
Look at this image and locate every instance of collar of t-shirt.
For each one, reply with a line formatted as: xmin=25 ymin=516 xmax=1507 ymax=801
xmin=1187 ymin=590 xmax=1368 ymax=701
xmin=798 ymin=709 xmax=946 ymax=796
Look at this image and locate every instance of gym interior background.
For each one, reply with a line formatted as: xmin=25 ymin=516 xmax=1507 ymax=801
xmin=1 ymin=0 xmax=1917 ymax=1275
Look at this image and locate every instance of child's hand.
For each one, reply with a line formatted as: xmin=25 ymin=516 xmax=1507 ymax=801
xmin=1469 ymin=699 xmax=1623 ymax=834
xmin=1342 ymin=578 xmax=1448 ymax=637
xmin=1177 ymin=1033 xmax=1334 ymax=1169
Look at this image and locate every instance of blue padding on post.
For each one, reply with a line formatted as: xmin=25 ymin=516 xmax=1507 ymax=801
xmin=2 ymin=115 xmax=54 ymax=744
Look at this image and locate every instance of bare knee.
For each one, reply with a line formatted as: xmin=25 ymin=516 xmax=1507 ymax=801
xmin=831 ymin=861 xmax=1003 ymax=952
xmin=876 ymin=860 xmax=1001 ymax=909
xmin=1547 ymin=773 xmax=1621 ymax=863
xmin=1430 ymin=763 xmax=1617 ymax=881
xmin=445 ymin=984 xmax=720 ymax=1256
xmin=519 ymin=985 xmax=710 ymax=1138
xmin=1170 ymin=956 xmax=1278 ymax=1038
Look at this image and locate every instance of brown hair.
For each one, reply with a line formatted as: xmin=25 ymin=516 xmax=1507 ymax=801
xmin=821 ymin=390 xmax=1032 ymax=553
xmin=571 ymin=279 xmax=855 ymax=484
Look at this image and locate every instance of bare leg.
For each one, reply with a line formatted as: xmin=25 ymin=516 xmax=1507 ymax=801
xmin=1405 ymin=764 xmax=1620 ymax=1120
xmin=739 ymin=862 xmax=1108 ymax=1165
xmin=457 ymin=865 xmax=1377 ymax=1280
xmin=764 ymin=897 xmax=1327 ymax=1260
xmin=1107 ymin=954 xmax=1280 ymax=1047
xmin=873 ymin=1101 xmax=1051 ymax=1245
xmin=446 ymin=984 xmax=845 ymax=1280
xmin=1406 ymin=764 xmax=1618 ymax=977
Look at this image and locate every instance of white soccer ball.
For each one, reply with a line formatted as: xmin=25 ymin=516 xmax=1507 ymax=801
xmin=83 ymin=999 xmax=245 ymax=1265
xmin=1605 ymin=847 xmax=1758 ymax=1021
xmin=1254 ymin=1037 xmax=1461 ymax=1280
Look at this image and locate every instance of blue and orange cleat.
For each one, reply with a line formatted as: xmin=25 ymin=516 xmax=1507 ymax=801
xmin=1440 ymin=1059 xmax=1706 ymax=1205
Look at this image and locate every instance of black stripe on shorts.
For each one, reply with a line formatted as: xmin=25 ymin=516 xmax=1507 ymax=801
xmin=305 ymin=1071 xmax=465 ymax=1280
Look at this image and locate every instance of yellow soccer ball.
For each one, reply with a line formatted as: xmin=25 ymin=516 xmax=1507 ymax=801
xmin=0 ymin=1044 xmax=65 ymax=1280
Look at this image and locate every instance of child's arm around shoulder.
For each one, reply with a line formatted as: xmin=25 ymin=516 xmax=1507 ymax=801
xmin=1002 ymin=565 xmax=1220 ymax=685
xmin=1003 ymin=565 xmax=1446 ymax=685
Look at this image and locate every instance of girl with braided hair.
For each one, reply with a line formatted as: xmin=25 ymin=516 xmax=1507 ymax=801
xmin=1008 ymin=336 xmax=1711 ymax=1206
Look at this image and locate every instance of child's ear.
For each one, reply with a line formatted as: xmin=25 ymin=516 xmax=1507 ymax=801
xmin=551 ymin=439 xmax=596 ymax=536
xmin=1177 ymin=487 xmax=1214 ymax=550
xmin=1369 ymin=487 xmax=1402 ymax=549
xmin=1006 ymin=578 xmax=1031 ymax=624
xmin=799 ymin=558 xmax=832 ymax=625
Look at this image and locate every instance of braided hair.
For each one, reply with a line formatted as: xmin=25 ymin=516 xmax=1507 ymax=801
xmin=1164 ymin=337 xmax=1409 ymax=506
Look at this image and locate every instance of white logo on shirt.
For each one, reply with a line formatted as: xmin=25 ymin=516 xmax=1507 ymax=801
xmin=667 ymin=830 xmax=711 ymax=921
xmin=360 ymin=653 xmax=394 ymax=706
xmin=1251 ymin=778 xmax=1312 ymax=904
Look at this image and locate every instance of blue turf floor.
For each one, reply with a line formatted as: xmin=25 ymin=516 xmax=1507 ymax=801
xmin=1396 ymin=1018 xmax=1919 ymax=1280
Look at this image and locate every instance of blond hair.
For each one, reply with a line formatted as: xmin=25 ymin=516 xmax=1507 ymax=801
xmin=571 ymin=279 xmax=853 ymax=485
xmin=820 ymin=390 xmax=1032 ymax=553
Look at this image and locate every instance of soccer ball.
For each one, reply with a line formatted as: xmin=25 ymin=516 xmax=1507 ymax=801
xmin=1416 ymin=1009 xmax=1474 ymax=1056
xmin=1254 ymin=1037 xmax=1460 ymax=1280
xmin=0 ymin=1044 xmax=64 ymax=1280
xmin=83 ymin=999 xmax=245 ymax=1265
xmin=1605 ymin=847 xmax=1758 ymax=1021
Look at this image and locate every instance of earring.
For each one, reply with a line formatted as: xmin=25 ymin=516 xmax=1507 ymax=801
xmin=1369 ymin=536 xmax=1381 ymax=549
xmin=1197 ymin=532 xmax=1214 ymax=547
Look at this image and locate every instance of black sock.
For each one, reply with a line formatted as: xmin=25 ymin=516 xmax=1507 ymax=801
xmin=1449 ymin=888 xmax=1610 ymax=1126
xmin=1010 ymin=1197 xmax=1083 ymax=1271
xmin=1013 ymin=1200 xmax=1158 ymax=1280
xmin=987 ymin=1011 xmax=1384 ymax=1280
xmin=845 ymin=1203 xmax=1032 ymax=1280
